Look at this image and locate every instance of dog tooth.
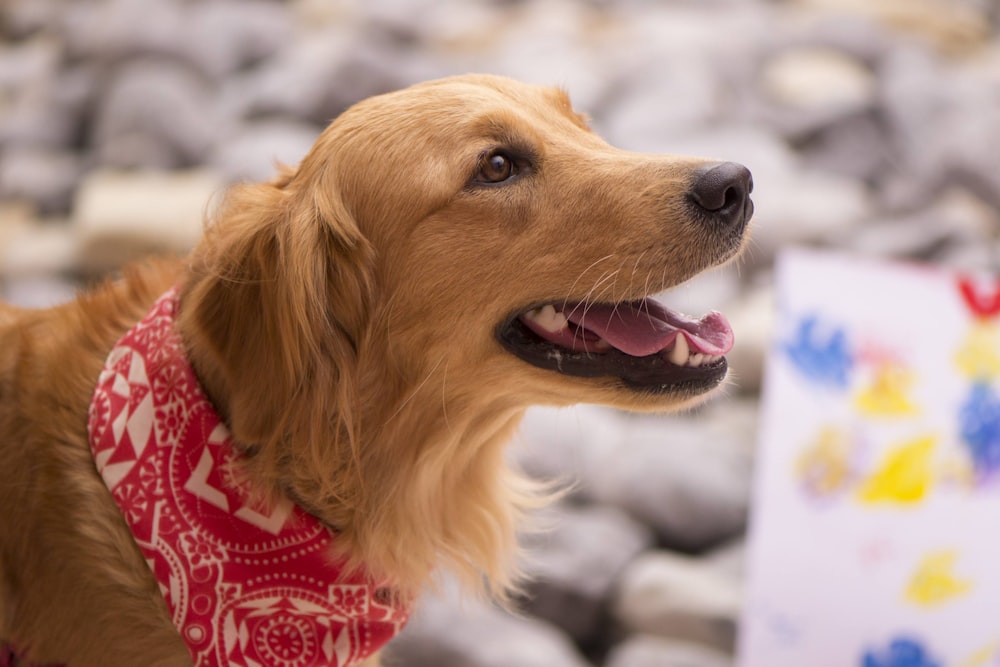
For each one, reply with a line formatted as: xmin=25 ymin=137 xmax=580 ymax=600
xmin=689 ymin=353 xmax=705 ymax=367
xmin=669 ymin=335 xmax=689 ymax=366
xmin=591 ymin=338 xmax=612 ymax=352
xmin=529 ymin=305 xmax=568 ymax=333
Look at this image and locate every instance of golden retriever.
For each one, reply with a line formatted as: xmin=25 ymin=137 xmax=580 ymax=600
xmin=0 ymin=74 xmax=752 ymax=666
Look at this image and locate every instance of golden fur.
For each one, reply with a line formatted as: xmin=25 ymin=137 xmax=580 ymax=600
xmin=0 ymin=74 xmax=748 ymax=665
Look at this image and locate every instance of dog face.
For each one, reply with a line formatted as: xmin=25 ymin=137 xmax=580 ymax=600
xmin=178 ymin=73 xmax=754 ymax=594
xmin=306 ymin=74 xmax=752 ymax=412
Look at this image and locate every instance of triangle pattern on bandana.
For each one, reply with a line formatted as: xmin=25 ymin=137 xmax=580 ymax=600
xmin=87 ymin=289 xmax=410 ymax=667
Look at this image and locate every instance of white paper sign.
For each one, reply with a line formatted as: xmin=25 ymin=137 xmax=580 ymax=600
xmin=740 ymin=250 xmax=1000 ymax=667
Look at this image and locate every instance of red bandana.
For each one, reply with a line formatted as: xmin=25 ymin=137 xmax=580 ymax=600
xmin=87 ymin=289 xmax=409 ymax=667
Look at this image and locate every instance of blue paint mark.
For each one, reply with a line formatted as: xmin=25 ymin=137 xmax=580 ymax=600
xmin=783 ymin=315 xmax=853 ymax=389
xmin=861 ymin=636 xmax=942 ymax=667
xmin=959 ymin=382 xmax=1000 ymax=483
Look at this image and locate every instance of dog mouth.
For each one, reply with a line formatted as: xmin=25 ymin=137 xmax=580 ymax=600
xmin=497 ymin=298 xmax=734 ymax=393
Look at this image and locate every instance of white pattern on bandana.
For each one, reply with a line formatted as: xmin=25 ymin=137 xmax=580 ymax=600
xmin=88 ymin=288 xmax=409 ymax=667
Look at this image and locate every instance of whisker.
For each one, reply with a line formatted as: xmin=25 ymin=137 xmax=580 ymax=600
xmin=573 ymin=268 xmax=620 ymax=350
xmin=561 ymin=254 xmax=616 ymax=312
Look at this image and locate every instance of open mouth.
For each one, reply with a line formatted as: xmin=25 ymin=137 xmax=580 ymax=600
xmin=496 ymin=298 xmax=734 ymax=394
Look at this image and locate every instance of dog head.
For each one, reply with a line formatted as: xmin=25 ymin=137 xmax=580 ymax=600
xmin=307 ymin=74 xmax=752 ymax=412
xmin=180 ymin=73 xmax=753 ymax=594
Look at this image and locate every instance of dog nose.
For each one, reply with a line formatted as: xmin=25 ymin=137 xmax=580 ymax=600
xmin=688 ymin=161 xmax=754 ymax=228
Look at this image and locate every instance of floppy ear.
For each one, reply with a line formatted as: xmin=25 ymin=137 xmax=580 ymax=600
xmin=179 ymin=166 xmax=374 ymax=495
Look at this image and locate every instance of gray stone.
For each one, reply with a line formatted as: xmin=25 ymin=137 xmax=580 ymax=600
xmin=704 ymin=538 xmax=746 ymax=582
xmin=749 ymin=167 xmax=872 ymax=262
xmin=520 ymin=503 xmax=655 ymax=645
xmin=388 ymin=584 xmax=592 ymax=667
xmin=72 ymin=168 xmax=224 ymax=273
xmin=1 ymin=276 xmax=79 ymax=309
xmin=514 ymin=404 xmax=756 ymax=552
xmin=599 ymin=59 xmax=721 ymax=151
xmin=0 ymin=206 xmax=78 ymax=279
xmin=612 ymin=551 xmax=742 ymax=652
xmin=210 ymin=120 xmax=320 ymax=184
xmin=58 ymin=0 xmax=187 ymax=62
xmin=1 ymin=0 xmax=62 ymax=39
xmin=185 ymin=1 xmax=295 ymax=79
xmin=604 ymin=635 xmax=733 ymax=667
xmin=585 ymin=411 xmax=755 ymax=552
xmin=93 ymin=60 xmax=223 ymax=169
xmin=0 ymin=148 xmax=84 ymax=215
xmin=722 ymin=281 xmax=775 ymax=396
xmin=0 ymin=40 xmax=85 ymax=153
xmin=222 ymin=26 xmax=446 ymax=126
xmin=797 ymin=110 xmax=892 ymax=184
xmin=0 ymin=38 xmax=61 ymax=94
xmin=760 ymin=46 xmax=875 ymax=113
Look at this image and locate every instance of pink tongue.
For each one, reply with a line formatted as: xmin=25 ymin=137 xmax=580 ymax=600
xmin=563 ymin=299 xmax=734 ymax=357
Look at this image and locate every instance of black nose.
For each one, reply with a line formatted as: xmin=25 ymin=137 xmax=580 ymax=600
xmin=688 ymin=161 xmax=754 ymax=228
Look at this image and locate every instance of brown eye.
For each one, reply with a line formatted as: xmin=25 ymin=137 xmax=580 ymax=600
xmin=475 ymin=151 xmax=517 ymax=184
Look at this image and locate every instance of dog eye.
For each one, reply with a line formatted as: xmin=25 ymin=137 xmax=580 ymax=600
xmin=474 ymin=151 xmax=519 ymax=184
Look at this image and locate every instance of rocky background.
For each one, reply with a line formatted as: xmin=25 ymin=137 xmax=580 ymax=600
xmin=2 ymin=0 xmax=1000 ymax=665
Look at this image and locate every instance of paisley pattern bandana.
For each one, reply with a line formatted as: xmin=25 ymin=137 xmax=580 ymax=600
xmin=87 ymin=289 xmax=409 ymax=667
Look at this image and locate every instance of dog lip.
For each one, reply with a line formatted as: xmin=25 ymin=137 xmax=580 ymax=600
xmin=496 ymin=310 xmax=730 ymax=393
xmin=515 ymin=299 xmax=734 ymax=358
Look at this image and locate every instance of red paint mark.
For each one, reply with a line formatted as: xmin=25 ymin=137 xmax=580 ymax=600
xmin=958 ymin=277 xmax=1000 ymax=319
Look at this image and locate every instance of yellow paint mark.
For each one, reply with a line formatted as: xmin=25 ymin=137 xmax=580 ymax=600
xmin=857 ymin=435 xmax=936 ymax=504
xmin=957 ymin=641 xmax=999 ymax=667
xmin=796 ymin=427 xmax=854 ymax=497
xmin=855 ymin=362 xmax=919 ymax=417
xmin=938 ymin=447 xmax=976 ymax=490
xmin=905 ymin=550 xmax=972 ymax=607
xmin=955 ymin=321 xmax=1000 ymax=380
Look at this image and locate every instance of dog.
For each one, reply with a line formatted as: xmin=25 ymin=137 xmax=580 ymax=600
xmin=0 ymin=74 xmax=753 ymax=666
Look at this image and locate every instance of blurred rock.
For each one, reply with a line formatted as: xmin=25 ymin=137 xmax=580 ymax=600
xmin=1 ymin=276 xmax=78 ymax=308
xmin=58 ymin=0 xmax=188 ymax=62
xmin=0 ymin=148 xmax=84 ymax=215
xmin=604 ymin=635 xmax=733 ymax=667
xmin=1 ymin=0 xmax=61 ymax=40
xmin=0 ymin=40 xmax=86 ymax=153
xmin=751 ymin=168 xmax=872 ymax=261
xmin=0 ymin=37 xmax=60 ymax=95
xmin=790 ymin=0 xmax=992 ymax=55
xmin=725 ymin=281 xmax=775 ymax=395
xmin=388 ymin=584 xmax=592 ymax=667
xmin=704 ymin=538 xmax=747 ymax=582
xmin=520 ymin=503 xmax=654 ymax=645
xmin=796 ymin=110 xmax=891 ymax=184
xmin=613 ymin=551 xmax=742 ymax=652
xmin=586 ymin=412 xmax=755 ymax=552
xmin=516 ymin=404 xmax=756 ymax=552
xmin=184 ymin=1 xmax=294 ymax=79
xmin=0 ymin=205 xmax=78 ymax=280
xmin=72 ymin=168 xmax=223 ymax=273
xmin=222 ymin=26 xmax=445 ymax=126
xmin=210 ymin=120 xmax=320 ymax=184
xmin=93 ymin=60 xmax=223 ymax=169
xmin=600 ymin=59 xmax=721 ymax=151
xmin=762 ymin=47 xmax=874 ymax=109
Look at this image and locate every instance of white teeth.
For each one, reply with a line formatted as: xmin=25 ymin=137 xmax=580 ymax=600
xmin=669 ymin=335 xmax=690 ymax=366
xmin=526 ymin=305 xmax=568 ymax=333
xmin=590 ymin=338 xmax=613 ymax=351
xmin=667 ymin=337 xmax=724 ymax=367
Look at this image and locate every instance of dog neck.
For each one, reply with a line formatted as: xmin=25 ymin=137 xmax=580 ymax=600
xmin=176 ymin=287 xmax=538 ymax=598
